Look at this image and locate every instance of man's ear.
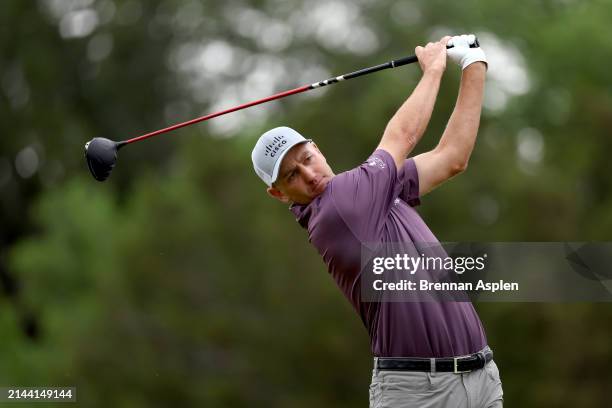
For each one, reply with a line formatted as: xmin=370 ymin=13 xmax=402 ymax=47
xmin=267 ymin=186 xmax=290 ymax=203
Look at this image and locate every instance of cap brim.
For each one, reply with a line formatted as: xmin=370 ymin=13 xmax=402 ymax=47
xmin=270 ymin=139 xmax=311 ymax=185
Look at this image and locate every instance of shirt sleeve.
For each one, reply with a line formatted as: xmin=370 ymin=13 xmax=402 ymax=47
xmin=398 ymin=158 xmax=421 ymax=207
xmin=330 ymin=149 xmax=400 ymax=243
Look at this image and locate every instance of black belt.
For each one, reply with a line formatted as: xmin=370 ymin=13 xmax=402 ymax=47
xmin=375 ymin=349 xmax=493 ymax=374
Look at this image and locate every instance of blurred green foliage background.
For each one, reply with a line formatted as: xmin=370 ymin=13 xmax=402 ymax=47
xmin=1 ymin=0 xmax=612 ymax=406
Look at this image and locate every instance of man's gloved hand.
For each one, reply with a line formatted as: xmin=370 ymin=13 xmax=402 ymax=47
xmin=447 ymin=34 xmax=488 ymax=70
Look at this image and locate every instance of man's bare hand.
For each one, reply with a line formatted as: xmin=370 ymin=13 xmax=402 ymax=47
xmin=415 ymin=36 xmax=451 ymax=75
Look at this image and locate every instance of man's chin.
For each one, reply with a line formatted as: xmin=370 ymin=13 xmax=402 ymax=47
xmin=293 ymin=179 xmax=330 ymax=205
xmin=312 ymin=178 xmax=329 ymax=196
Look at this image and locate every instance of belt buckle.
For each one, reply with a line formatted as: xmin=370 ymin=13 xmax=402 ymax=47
xmin=453 ymin=357 xmax=471 ymax=374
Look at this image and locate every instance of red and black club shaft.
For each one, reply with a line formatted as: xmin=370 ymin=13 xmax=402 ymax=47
xmin=116 ymin=63 xmax=411 ymax=148
xmin=85 ymin=39 xmax=479 ymax=181
xmin=119 ymin=59 xmax=420 ymax=147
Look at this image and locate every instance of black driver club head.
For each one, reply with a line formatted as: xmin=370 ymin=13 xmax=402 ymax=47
xmin=84 ymin=137 xmax=124 ymax=182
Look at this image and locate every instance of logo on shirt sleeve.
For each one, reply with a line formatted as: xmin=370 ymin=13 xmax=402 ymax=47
xmin=367 ymin=156 xmax=386 ymax=169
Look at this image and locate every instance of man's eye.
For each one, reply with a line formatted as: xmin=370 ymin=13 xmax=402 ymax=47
xmin=287 ymin=173 xmax=296 ymax=182
xmin=305 ymin=155 xmax=312 ymax=162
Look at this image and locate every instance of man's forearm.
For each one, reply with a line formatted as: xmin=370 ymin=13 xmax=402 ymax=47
xmin=381 ymin=69 xmax=443 ymax=156
xmin=437 ymin=63 xmax=486 ymax=168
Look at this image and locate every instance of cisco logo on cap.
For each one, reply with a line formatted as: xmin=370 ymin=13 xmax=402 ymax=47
xmin=265 ymin=135 xmax=288 ymax=158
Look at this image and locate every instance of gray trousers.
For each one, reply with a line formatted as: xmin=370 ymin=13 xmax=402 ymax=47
xmin=369 ymin=357 xmax=503 ymax=407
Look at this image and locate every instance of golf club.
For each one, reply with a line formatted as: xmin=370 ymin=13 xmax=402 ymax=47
xmin=85 ymin=38 xmax=480 ymax=181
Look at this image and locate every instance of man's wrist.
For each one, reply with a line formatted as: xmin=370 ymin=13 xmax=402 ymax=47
xmin=463 ymin=62 xmax=487 ymax=75
xmin=422 ymin=68 xmax=445 ymax=80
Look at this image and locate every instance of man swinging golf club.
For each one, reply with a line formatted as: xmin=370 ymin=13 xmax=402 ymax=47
xmin=252 ymin=34 xmax=503 ymax=407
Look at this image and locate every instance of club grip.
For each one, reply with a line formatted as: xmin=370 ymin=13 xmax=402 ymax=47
xmin=392 ymin=36 xmax=480 ymax=68
xmin=392 ymin=55 xmax=418 ymax=67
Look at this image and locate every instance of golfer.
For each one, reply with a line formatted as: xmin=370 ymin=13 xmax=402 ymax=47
xmin=252 ymin=34 xmax=502 ymax=407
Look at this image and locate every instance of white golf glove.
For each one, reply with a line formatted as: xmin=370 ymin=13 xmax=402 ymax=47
xmin=447 ymin=34 xmax=488 ymax=70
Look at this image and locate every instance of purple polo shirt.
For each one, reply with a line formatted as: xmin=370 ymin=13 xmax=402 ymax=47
xmin=290 ymin=149 xmax=487 ymax=358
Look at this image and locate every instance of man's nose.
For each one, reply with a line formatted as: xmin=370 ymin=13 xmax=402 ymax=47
xmin=301 ymin=165 xmax=317 ymax=183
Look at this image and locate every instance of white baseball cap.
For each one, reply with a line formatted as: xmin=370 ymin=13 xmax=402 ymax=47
xmin=252 ymin=126 xmax=311 ymax=186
